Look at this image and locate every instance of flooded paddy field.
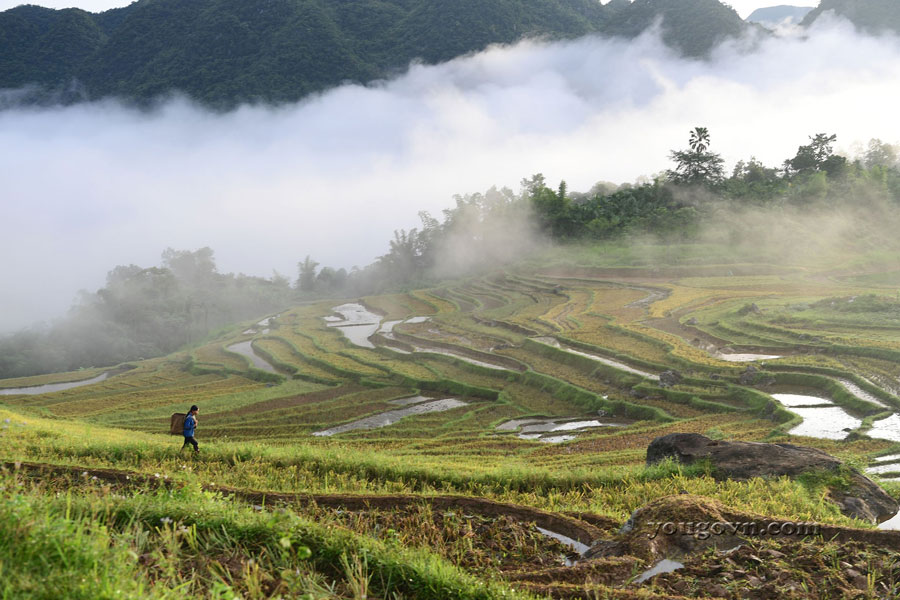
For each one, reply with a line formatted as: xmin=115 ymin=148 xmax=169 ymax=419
xmin=226 ymin=340 xmax=279 ymax=374
xmin=0 ymin=371 xmax=111 ymax=396
xmin=496 ymin=416 xmax=627 ymax=443
xmin=312 ymin=397 xmax=469 ymax=436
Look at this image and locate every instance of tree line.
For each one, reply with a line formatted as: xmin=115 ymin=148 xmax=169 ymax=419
xmin=0 ymin=248 xmax=294 ymax=378
xmin=298 ymin=129 xmax=900 ymax=294
xmin=3 ymin=129 xmax=899 ymax=378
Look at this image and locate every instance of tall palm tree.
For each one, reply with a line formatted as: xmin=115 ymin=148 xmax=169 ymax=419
xmin=689 ymin=127 xmax=710 ymax=154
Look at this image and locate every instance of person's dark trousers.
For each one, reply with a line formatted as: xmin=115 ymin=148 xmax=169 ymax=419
xmin=182 ymin=436 xmax=199 ymax=451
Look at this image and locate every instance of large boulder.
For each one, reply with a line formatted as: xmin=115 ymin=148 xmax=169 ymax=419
xmin=647 ymin=433 xmax=899 ymax=523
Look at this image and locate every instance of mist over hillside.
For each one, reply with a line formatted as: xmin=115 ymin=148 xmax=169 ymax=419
xmin=3 ymin=16 xmax=900 ymax=337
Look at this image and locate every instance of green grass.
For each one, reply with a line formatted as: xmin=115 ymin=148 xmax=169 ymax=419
xmin=0 ymin=469 xmax=530 ymax=600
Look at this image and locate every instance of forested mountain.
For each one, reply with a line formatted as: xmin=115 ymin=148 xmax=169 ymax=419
xmin=802 ymin=0 xmax=900 ymax=34
xmin=0 ymin=0 xmax=747 ymax=107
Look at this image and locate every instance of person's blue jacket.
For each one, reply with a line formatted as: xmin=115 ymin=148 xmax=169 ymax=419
xmin=183 ymin=414 xmax=196 ymax=437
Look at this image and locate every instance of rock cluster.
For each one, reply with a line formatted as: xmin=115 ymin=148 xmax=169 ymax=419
xmin=646 ymin=433 xmax=898 ymax=523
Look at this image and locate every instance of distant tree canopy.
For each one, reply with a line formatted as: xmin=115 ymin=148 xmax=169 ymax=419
xmin=278 ymin=131 xmax=900 ymax=306
xmin=0 ymin=248 xmax=293 ymax=379
xmin=296 ymin=255 xmax=319 ymax=293
xmin=666 ymin=126 xmax=726 ymax=187
xmin=0 ymin=0 xmax=748 ymax=107
xmin=784 ymin=133 xmax=847 ymax=178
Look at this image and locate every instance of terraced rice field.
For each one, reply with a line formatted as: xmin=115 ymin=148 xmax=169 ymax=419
xmin=6 ymin=257 xmax=900 ymax=458
xmin=7 ymin=248 xmax=900 ymax=598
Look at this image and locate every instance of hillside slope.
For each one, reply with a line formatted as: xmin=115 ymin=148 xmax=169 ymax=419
xmin=802 ymin=0 xmax=900 ymax=33
xmin=0 ymin=0 xmax=748 ymax=107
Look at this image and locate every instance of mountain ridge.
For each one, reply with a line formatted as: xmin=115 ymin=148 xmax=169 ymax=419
xmin=802 ymin=0 xmax=900 ymax=34
xmin=0 ymin=0 xmax=746 ymax=108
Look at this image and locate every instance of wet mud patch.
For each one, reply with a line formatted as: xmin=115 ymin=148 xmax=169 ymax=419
xmin=241 ymin=315 xmax=278 ymax=336
xmin=636 ymin=538 xmax=900 ymax=599
xmin=868 ymin=414 xmax=900 ymax=443
xmin=716 ymin=352 xmax=783 ymax=362
xmin=625 ymin=286 xmax=672 ymax=309
xmin=300 ymin=504 xmax=578 ymax=575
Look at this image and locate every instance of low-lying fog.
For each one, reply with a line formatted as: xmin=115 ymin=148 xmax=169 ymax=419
xmin=2 ymin=16 xmax=900 ymax=332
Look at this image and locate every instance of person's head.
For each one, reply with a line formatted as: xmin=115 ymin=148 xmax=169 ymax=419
xmin=190 ymin=405 xmax=199 ymax=414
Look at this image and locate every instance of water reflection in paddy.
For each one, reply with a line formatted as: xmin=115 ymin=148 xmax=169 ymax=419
xmin=312 ymin=398 xmax=468 ymax=436
xmin=532 ymin=337 xmax=657 ymax=380
xmin=226 ymin=341 xmax=278 ymax=374
xmin=326 ymin=303 xmax=382 ymax=349
xmin=771 ymin=393 xmax=833 ymax=407
xmin=0 ymin=372 xmax=110 ymax=396
xmin=715 ymin=353 xmax=782 ymax=362
xmin=496 ymin=416 xmax=623 ymax=443
xmin=771 ymin=394 xmax=861 ymax=440
xmin=867 ymin=414 xmax=900 ymax=443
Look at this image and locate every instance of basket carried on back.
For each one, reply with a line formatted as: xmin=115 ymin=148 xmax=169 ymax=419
xmin=170 ymin=413 xmax=187 ymax=435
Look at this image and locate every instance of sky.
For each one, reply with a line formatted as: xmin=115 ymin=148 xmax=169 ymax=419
xmin=0 ymin=0 xmax=802 ymax=19
xmin=2 ymin=13 xmax=899 ymax=333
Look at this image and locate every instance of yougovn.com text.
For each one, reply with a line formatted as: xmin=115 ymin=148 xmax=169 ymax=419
xmin=646 ymin=521 xmax=820 ymax=540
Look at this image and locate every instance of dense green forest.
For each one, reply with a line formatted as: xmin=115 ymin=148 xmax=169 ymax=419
xmin=0 ymin=0 xmax=747 ymax=107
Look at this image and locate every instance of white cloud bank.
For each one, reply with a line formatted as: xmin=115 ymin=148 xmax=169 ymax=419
xmin=2 ymin=17 xmax=900 ymax=332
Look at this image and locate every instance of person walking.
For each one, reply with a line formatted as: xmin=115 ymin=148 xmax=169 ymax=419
xmin=182 ymin=405 xmax=200 ymax=452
